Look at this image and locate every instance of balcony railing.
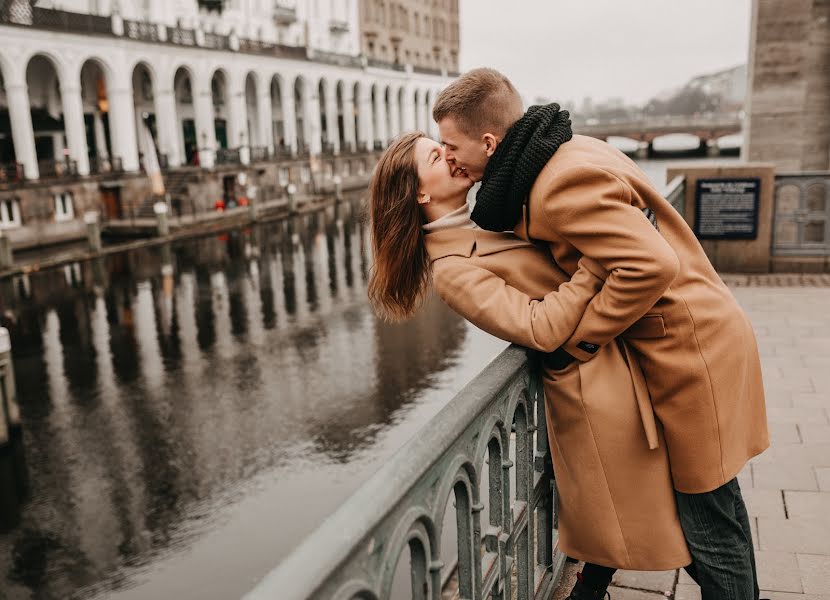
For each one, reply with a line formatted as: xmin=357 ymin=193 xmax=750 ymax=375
xmin=244 ymin=347 xmax=563 ymax=600
xmin=37 ymin=158 xmax=78 ymax=180
xmin=273 ymin=5 xmax=297 ymax=25
xmin=329 ymin=18 xmax=349 ymax=34
xmin=413 ymin=65 xmax=444 ymax=76
xmin=202 ymin=31 xmax=230 ymax=50
xmin=124 ymin=19 xmax=161 ymax=42
xmin=1 ymin=6 xmax=111 ymax=34
xmin=90 ymin=156 xmax=124 ymax=175
xmin=0 ymin=163 xmax=23 ymax=185
xmin=167 ymin=25 xmax=197 ymax=46
xmin=249 ymin=146 xmax=270 ymax=162
xmin=216 ymin=147 xmax=242 ymax=165
xmin=367 ymin=57 xmax=406 ymax=72
xmin=237 ymin=38 xmax=308 ymax=60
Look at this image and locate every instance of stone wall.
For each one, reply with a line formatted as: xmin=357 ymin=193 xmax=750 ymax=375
xmin=744 ymin=0 xmax=830 ymax=171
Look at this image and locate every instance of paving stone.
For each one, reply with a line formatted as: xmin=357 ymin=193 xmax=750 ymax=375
xmin=755 ymin=550 xmax=803 ymax=593
xmin=763 ymin=593 xmax=830 ymax=599
xmin=770 ymin=422 xmax=802 ymax=444
xmin=752 ymin=463 xmax=819 ymax=491
xmin=610 ymin=569 xmax=675 ymax=592
xmin=792 ymin=393 xmax=830 ymax=409
xmin=765 ymin=406 xmax=829 ymax=425
xmin=743 ymin=488 xmax=787 ymax=518
xmin=551 ymin=561 xmax=581 ymax=600
xmin=751 ymin=444 xmax=830 ymax=468
xmin=798 ymin=554 xmax=830 ymax=595
xmin=738 ymin=463 xmax=754 ymax=488
xmin=757 ymin=517 xmax=830 ymax=554
xmin=799 ymin=424 xmax=830 ymax=444
xmin=784 ymin=491 xmax=830 ymax=519
xmin=817 ymin=468 xmax=830 ymax=492
xmin=674 ymin=584 xmax=701 ymax=600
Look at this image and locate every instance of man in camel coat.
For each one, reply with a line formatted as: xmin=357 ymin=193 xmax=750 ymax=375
xmin=433 ymin=68 xmax=768 ymax=600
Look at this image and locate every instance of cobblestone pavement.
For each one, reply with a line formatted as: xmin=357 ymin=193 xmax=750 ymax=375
xmin=552 ymin=283 xmax=830 ymax=599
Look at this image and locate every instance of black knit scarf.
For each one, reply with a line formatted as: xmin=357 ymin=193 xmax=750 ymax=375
xmin=472 ymin=103 xmax=573 ymax=231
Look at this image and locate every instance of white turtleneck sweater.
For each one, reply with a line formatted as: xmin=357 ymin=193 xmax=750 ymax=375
xmin=422 ymin=201 xmax=480 ymax=234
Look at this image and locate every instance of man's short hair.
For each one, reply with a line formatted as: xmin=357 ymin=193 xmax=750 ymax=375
xmin=433 ymin=68 xmax=524 ymax=139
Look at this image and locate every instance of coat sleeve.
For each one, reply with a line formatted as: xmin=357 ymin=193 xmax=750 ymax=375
xmin=431 ymin=258 xmax=604 ymax=352
xmin=539 ymin=165 xmax=680 ymax=362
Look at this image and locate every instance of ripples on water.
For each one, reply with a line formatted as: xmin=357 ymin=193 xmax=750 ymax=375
xmin=0 ymin=196 xmax=508 ymax=599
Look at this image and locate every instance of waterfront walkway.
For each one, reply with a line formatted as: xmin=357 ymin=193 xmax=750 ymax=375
xmin=552 ymin=274 xmax=830 ymax=599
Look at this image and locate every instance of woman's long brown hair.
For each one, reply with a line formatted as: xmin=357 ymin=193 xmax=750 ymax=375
xmin=367 ymin=131 xmax=429 ymax=322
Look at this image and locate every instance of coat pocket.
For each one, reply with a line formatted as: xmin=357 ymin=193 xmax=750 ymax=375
xmin=623 ymin=314 xmax=666 ymax=339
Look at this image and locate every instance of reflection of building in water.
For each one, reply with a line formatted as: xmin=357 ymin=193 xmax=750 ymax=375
xmin=0 ymin=199 xmax=468 ymax=599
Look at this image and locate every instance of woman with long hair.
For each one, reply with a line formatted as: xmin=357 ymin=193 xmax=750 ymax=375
xmin=368 ymin=132 xmax=691 ymax=600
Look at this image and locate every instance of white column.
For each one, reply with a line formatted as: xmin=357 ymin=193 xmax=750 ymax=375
xmin=280 ymin=84 xmax=297 ymax=155
xmin=257 ymin=85 xmax=274 ymax=154
xmin=306 ymin=89 xmax=322 ymax=155
xmin=194 ymin=76 xmax=216 ymax=168
xmin=60 ymin=83 xmax=90 ymax=176
xmin=5 ymin=79 xmax=39 ymax=179
xmin=92 ymin=112 xmax=109 ymax=164
xmin=388 ymin=90 xmax=400 ymax=139
xmin=357 ymin=86 xmax=373 ymax=151
xmin=228 ymin=82 xmax=248 ymax=155
xmin=341 ymin=87 xmax=356 ymax=152
xmin=402 ymin=88 xmax=415 ymax=131
xmin=107 ymin=71 xmax=140 ymax=172
xmin=413 ymin=92 xmax=423 ymax=132
xmin=155 ymin=86 xmax=182 ymax=167
xmin=373 ymin=88 xmax=388 ymax=146
xmin=324 ymin=88 xmax=340 ymax=154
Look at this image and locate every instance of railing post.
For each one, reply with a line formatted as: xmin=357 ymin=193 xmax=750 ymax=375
xmin=0 ymin=233 xmax=13 ymax=270
xmin=0 ymin=327 xmax=20 ymax=447
xmin=154 ymin=201 xmax=170 ymax=236
xmin=84 ymin=211 xmax=102 ymax=253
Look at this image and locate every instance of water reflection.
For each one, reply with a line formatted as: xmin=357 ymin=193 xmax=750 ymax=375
xmin=0 ymin=196 xmax=472 ymax=599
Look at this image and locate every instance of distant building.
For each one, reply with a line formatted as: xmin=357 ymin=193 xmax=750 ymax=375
xmin=358 ymin=0 xmax=460 ymax=74
xmin=0 ymin=0 xmax=449 ymax=250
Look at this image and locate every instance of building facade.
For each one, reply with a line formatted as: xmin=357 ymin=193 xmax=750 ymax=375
xmin=359 ymin=0 xmax=459 ymax=74
xmin=0 ymin=0 xmax=449 ymax=249
xmin=744 ymin=0 xmax=830 ymax=170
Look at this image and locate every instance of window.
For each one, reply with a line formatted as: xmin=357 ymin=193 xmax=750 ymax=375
xmin=0 ymin=197 xmax=21 ymax=228
xmin=414 ymin=11 xmax=419 ymax=34
xmin=300 ymin=166 xmax=310 ymax=183
xmin=54 ymin=192 xmax=75 ymax=222
xmin=279 ymin=167 xmax=290 ymax=186
xmin=341 ymin=161 xmax=350 ymax=177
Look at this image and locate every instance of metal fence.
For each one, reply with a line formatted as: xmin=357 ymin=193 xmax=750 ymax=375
xmin=124 ymin=19 xmax=160 ymax=42
xmin=773 ymin=172 xmax=830 ymax=256
xmin=245 ymin=346 xmax=563 ymax=600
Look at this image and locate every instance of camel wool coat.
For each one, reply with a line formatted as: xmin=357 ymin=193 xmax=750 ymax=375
xmin=425 ymin=228 xmax=691 ymax=570
xmin=514 ymin=134 xmax=769 ymax=493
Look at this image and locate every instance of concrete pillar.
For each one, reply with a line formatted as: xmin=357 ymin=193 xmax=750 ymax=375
xmin=4 ymin=80 xmax=39 ymax=180
xmin=0 ymin=234 xmax=13 ymax=270
xmin=280 ymin=83 xmax=297 ymax=155
xmin=228 ymin=82 xmax=248 ymax=159
xmin=306 ymin=90 xmax=322 ymax=155
xmin=0 ymin=327 xmax=20 ymax=447
xmin=388 ymin=91 xmax=401 ymax=139
xmin=194 ymin=79 xmax=216 ymax=168
xmin=357 ymin=87 xmax=373 ymax=150
xmin=107 ymin=79 xmax=140 ymax=172
xmin=154 ymin=201 xmax=169 ymax=236
xmin=84 ymin=211 xmax=101 ymax=252
xmin=402 ymin=89 xmax=415 ymax=131
xmin=706 ymin=139 xmax=720 ymax=157
xmin=257 ymin=86 xmax=274 ymax=154
xmin=155 ymin=86 xmax=182 ymax=167
xmin=324 ymin=87 xmax=340 ymax=154
xmin=341 ymin=88 xmax=356 ymax=152
xmin=93 ymin=112 xmax=109 ymax=161
xmin=373 ymin=89 xmax=388 ymax=146
xmin=60 ymin=83 xmax=90 ymax=175
xmin=635 ymin=141 xmax=649 ymax=159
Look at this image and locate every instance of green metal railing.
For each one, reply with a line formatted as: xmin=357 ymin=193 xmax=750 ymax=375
xmin=245 ymin=346 xmax=563 ymax=600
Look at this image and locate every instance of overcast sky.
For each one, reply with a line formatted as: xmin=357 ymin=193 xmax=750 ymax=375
xmin=458 ymin=0 xmax=752 ymax=106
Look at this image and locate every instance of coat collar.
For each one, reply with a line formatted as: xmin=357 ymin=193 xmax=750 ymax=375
xmin=424 ymin=228 xmax=534 ymax=262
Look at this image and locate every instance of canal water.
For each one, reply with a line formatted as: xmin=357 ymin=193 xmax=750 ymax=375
xmin=0 ymin=155 xmax=730 ymax=599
